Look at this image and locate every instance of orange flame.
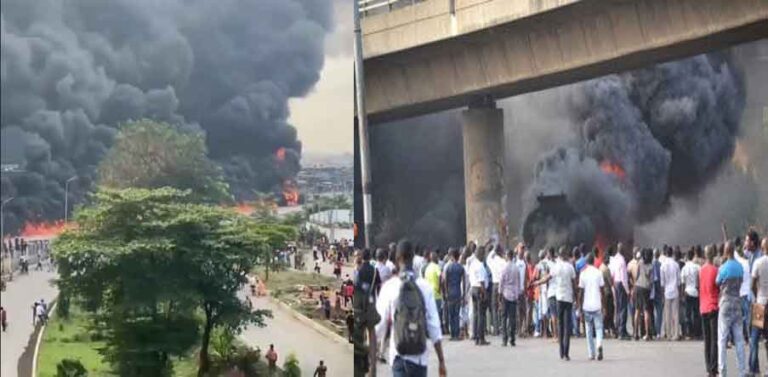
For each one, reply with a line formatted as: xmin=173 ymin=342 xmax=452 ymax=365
xmin=594 ymin=233 xmax=609 ymax=254
xmin=282 ymin=179 xmax=299 ymax=206
xmin=20 ymin=221 xmax=68 ymax=239
xmin=275 ymin=147 xmax=286 ymax=162
xmin=232 ymin=203 xmax=255 ymax=216
xmin=600 ymin=160 xmax=626 ymax=180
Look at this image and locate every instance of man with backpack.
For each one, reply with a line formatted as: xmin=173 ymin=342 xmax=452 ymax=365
xmin=376 ymin=240 xmax=447 ymax=377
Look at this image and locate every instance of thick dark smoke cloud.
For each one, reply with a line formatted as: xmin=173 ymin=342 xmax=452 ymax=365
xmin=1 ymin=0 xmax=333 ymax=233
xmin=372 ymin=50 xmax=749 ymax=249
xmin=370 ymin=111 xmax=465 ymax=247
xmin=526 ymin=52 xmax=744 ymax=247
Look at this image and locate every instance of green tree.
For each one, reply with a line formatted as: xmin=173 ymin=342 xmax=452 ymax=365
xmin=98 ymin=119 xmax=231 ymax=203
xmin=54 ymin=188 xmax=296 ymax=376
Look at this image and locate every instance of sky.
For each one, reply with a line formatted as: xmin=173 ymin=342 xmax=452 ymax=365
xmin=289 ymin=0 xmax=353 ymax=155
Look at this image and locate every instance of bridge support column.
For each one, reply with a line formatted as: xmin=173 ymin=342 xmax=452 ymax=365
xmin=462 ymin=97 xmax=505 ymax=247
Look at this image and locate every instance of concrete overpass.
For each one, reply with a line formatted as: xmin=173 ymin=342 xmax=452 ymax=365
xmin=359 ymin=0 xmax=768 ymax=244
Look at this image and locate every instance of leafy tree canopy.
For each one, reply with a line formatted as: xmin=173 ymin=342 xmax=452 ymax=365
xmin=54 ymin=187 xmax=296 ymax=376
xmin=97 ymin=119 xmax=231 ymax=203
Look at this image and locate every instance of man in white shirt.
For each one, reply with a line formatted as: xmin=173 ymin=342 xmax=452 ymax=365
xmin=660 ymin=247 xmax=681 ymax=340
xmin=375 ymin=240 xmax=446 ymax=377
xmin=468 ymin=245 xmax=491 ymax=345
xmin=554 ymin=247 xmax=576 ymax=360
xmin=609 ymin=244 xmax=631 ymax=339
xmin=488 ymin=245 xmax=506 ymax=336
xmin=413 ymin=247 xmax=427 ymax=278
xmin=578 ymin=252 xmax=605 ymax=361
xmin=680 ymin=249 xmax=701 ymax=339
xmin=375 ymin=248 xmax=394 ymax=284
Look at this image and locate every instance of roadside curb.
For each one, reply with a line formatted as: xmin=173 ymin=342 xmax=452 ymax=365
xmin=267 ymin=295 xmax=353 ymax=352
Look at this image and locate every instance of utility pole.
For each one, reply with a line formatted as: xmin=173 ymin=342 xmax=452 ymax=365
xmin=354 ymin=0 xmax=373 ymax=249
xmin=64 ymin=176 xmax=78 ymax=223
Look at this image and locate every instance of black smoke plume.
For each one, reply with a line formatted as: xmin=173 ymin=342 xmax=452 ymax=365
xmin=1 ymin=0 xmax=333 ymax=233
xmin=372 ymin=50 xmax=748 ymax=249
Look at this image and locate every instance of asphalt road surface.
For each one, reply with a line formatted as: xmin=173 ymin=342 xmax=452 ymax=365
xmin=239 ymin=294 xmax=352 ymax=376
xmin=374 ymin=332 xmax=768 ymax=377
xmin=0 ymin=271 xmax=58 ymax=377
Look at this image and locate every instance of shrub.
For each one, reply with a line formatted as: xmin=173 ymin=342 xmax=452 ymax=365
xmin=56 ymin=358 xmax=88 ymax=377
xmin=283 ymin=353 xmax=300 ymax=377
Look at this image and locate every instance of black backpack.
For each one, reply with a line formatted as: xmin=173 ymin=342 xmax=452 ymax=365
xmin=394 ymin=272 xmax=427 ymax=355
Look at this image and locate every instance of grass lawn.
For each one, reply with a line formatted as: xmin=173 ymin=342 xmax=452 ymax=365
xmin=253 ymin=267 xmax=349 ymax=338
xmin=37 ymin=305 xmax=112 ymax=377
xmin=37 ymin=305 xmax=198 ymax=377
xmin=255 ymin=266 xmax=337 ymax=295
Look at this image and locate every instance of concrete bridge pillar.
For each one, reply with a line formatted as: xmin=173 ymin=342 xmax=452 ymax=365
xmin=462 ymin=97 xmax=505 ymax=246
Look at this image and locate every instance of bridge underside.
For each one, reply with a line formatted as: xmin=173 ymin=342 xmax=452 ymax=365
xmin=364 ymin=0 xmax=768 ymax=124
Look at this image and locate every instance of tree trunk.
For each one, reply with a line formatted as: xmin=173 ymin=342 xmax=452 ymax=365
xmin=198 ymin=308 xmax=214 ymax=377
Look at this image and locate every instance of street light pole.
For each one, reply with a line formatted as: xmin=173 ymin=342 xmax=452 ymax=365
xmin=354 ymin=0 xmax=373 ymax=249
xmin=1 ymin=197 xmax=15 ymax=281
xmin=64 ymin=176 xmax=77 ymax=223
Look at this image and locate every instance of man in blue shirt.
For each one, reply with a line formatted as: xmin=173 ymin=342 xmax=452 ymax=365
xmin=716 ymin=241 xmax=747 ymax=377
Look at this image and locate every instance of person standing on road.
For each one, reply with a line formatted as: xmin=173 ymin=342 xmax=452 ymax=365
xmin=633 ymin=249 xmax=653 ymax=340
xmin=424 ymin=251 xmax=444 ymax=333
xmin=442 ymin=248 xmax=465 ymax=341
xmin=599 ymin=252 xmax=615 ymax=339
xmin=468 ymin=245 xmax=491 ymax=346
xmin=515 ymin=244 xmax=529 ymax=339
xmin=748 ymin=235 xmax=768 ymax=375
xmin=716 ymin=242 xmax=747 ymax=377
xmin=609 ymin=244 xmax=631 ymax=339
xmin=487 ymin=244 xmax=505 ymax=336
xmin=681 ymin=248 xmax=701 ymax=339
xmin=578 ymin=252 xmax=605 ymax=361
xmin=498 ymin=247 xmax=521 ymax=347
xmin=375 ymin=240 xmax=447 ymax=377
xmin=0 ymin=306 xmax=7 ymax=332
xmin=700 ymin=245 xmax=720 ymax=377
xmin=554 ymin=247 xmax=576 ymax=360
xmin=660 ymin=247 xmax=682 ymax=340
xmin=265 ymin=344 xmax=278 ymax=373
xmin=741 ymin=229 xmax=764 ymax=373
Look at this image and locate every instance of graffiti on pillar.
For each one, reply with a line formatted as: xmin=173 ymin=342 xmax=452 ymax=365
xmin=468 ymin=160 xmax=503 ymax=199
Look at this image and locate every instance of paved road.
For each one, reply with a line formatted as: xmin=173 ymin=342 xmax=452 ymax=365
xmin=0 ymin=271 xmax=58 ymax=377
xmin=374 ymin=332 xmax=768 ymax=377
xmin=239 ymin=294 xmax=352 ymax=376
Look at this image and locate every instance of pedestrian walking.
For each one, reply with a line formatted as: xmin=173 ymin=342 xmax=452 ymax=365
xmin=313 ymin=360 xmax=328 ymax=377
xmin=375 ymin=240 xmax=447 ymax=377
xmin=578 ymin=252 xmax=604 ymax=360
xmin=265 ymin=344 xmax=278 ymax=373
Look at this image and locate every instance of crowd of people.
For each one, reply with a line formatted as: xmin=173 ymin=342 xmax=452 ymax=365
xmin=1 ymin=237 xmax=53 ymax=277
xmin=351 ymin=229 xmax=768 ymax=377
